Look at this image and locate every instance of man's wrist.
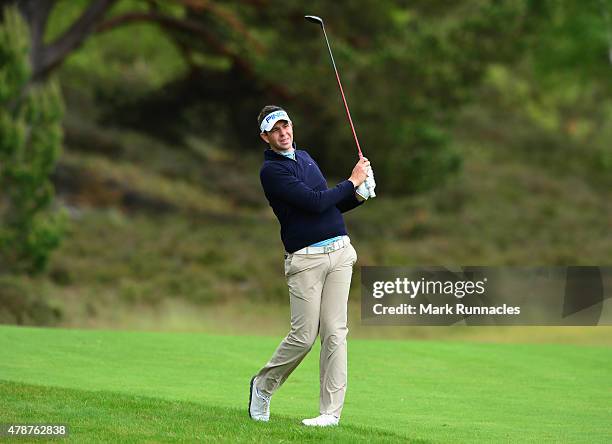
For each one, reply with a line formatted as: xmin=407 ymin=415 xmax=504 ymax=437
xmin=348 ymin=178 xmax=357 ymax=188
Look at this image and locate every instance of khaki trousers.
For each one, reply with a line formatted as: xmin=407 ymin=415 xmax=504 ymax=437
xmin=254 ymin=243 xmax=357 ymax=418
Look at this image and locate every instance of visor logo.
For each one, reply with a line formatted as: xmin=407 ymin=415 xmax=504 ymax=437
xmin=266 ymin=111 xmax=285 ymax=123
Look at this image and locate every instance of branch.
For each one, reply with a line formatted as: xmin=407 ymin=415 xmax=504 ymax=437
xmin=35 ymin=0 xmax=118 ymax=80
xmin=96 ymin=11 xmax=289 ymax=100
xmin=97 ymin=11 xmax=234 ymax=59
xmin=160 ymin=0 xmax=270 ymax=12
xmin=166 ymin=0 xmax=265 ymax=53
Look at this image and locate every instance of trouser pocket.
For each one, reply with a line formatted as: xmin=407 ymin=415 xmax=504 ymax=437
xmin=284 ymin=253 xmax=293 ymax=276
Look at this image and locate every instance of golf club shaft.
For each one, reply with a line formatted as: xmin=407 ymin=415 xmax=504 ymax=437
xmin=319 ymin=24 xmax=364 ymax=159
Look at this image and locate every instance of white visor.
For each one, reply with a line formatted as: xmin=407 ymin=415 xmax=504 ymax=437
xmin=260 ymin=110 xmax=292 ymax=133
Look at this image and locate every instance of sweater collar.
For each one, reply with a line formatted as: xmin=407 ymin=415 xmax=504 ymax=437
xmin=264 ymin=142 xmax=299 ymax=161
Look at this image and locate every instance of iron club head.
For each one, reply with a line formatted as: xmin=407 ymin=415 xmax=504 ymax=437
xmin=304 ymin=15 xmax=324 ymax=26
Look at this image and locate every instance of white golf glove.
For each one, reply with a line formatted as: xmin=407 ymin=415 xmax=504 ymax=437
xmin=356 ymin=166 xmax=376 ymax=200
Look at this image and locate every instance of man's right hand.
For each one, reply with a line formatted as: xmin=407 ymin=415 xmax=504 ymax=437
xmin=348 ymin=157 xmax=371 ymax=187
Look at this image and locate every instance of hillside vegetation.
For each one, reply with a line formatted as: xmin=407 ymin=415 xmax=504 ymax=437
xmin=1 ymin=0 xmax=610 ymax=336
xmin=2 ymin=95 xmax=610 ymax=336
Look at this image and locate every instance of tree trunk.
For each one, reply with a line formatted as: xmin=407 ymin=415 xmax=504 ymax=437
xmin=3 ymin=0 xmax=117 ymax=81
xmin=15 ymin=0 xmax=54 ymax=79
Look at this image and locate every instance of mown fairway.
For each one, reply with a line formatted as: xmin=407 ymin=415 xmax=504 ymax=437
xmin=1 ymin=326 xmax=610 ymax=443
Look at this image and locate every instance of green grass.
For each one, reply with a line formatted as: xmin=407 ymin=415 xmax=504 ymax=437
xmin=1 ymin=326 xmax=611 ymax=443
xmin=0 ymin=383 xmax=408 ymax=443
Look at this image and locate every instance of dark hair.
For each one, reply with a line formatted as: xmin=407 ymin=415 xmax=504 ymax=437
xmin=257 ymin=105 xmax=285 ymax=131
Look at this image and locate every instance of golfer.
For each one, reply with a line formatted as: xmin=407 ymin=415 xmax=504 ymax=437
xmin=248 ymin=105 xmax=373 ymax=427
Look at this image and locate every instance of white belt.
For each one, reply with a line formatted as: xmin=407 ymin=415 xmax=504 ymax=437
xmin=291 ymin=236 xmax=351 ymax=255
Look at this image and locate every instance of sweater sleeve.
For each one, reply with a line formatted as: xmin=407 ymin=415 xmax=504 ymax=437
xmin=336 ymin=192 xmax=365 ymax=213
xmin=260 ymin=164 xmax=355 ymax=213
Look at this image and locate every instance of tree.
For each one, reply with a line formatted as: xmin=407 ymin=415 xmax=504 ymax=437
xmin=0 ymin=6 xmax=66 ymax=275
xmin=0 ymin=0 xmax=117 ymax=81
xmin=90 ymin=1 xmax=534 ymax=193
xmin=2 ymin=1 xmax=539 ymax=193
xmin=1 ymin=0 xmax=270 ymax=86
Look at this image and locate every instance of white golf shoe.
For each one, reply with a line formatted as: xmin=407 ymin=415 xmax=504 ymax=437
xmin=301 ymin=414 xmax=339 ymax=427
xmin=248 ymin=376 xmax=270 ymax=421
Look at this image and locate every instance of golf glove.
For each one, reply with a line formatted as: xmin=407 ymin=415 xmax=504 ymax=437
xmin=356 ymin=166 xmax=376 ymax=200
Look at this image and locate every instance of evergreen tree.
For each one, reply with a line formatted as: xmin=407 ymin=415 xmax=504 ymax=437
xmin=0 ymin=6 xmax=66 ymax=275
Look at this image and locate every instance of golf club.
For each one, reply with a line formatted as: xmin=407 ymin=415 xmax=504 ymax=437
xmin=305 ymin=14 xmax=364 ymax=159
xmin=305 ymin=14 xmax=375 ymax=198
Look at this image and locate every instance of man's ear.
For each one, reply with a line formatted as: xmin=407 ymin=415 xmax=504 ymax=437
xmin=259 ymin=132 xmax=269 ymax=144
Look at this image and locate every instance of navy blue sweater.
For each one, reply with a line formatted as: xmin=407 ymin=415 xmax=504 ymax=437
xmin=260 ymin=146 xmax=363 ymax=253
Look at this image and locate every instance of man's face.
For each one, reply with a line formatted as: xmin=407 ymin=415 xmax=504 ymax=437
xmin=260 ymin=120 xmax=293 ymax=151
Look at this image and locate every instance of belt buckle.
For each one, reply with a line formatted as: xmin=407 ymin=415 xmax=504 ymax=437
xmin=323 ymin=244 xmax=334 ymax=253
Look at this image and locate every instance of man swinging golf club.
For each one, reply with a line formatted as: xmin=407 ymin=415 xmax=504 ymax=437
xmin=249 ymin=14 xmax=376 ymax=427
xmin=248 ymin=105 xmax=375 ymax=427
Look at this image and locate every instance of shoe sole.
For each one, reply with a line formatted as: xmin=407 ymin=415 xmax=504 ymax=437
xmin=248 ymin=376 xmax=256 ymax=419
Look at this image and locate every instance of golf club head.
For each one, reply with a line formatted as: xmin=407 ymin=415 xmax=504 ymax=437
xmin=304 ymin=15 xmax=324 ymax=26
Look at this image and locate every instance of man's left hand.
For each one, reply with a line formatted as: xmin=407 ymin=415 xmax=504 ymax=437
xmin=356 ymin=166 xmax=376 ymax=201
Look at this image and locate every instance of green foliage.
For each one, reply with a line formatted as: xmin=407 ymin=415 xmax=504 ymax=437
xmin=0 ymin=7 xmax=67 ymax=275
xmin=59 ymin=0 xmax=531 ymax=194
xmin=526 ymin=0 xmax=611 ymax=85
xmin=258 ymin=0 xmax=531 ymax=193
xmin=0 ymin=275 xmax=62 ymax=325
xmin=37 ymin=0 xmax=612 ymax=195
xmin=48 ymin=0 xmax=186 ymax=94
